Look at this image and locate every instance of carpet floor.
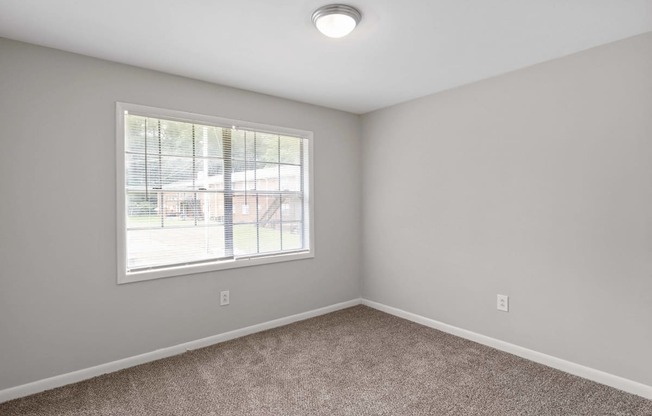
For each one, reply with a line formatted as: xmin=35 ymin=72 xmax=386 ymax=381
xmin=1 ymin=305 xmax=650 ymax=415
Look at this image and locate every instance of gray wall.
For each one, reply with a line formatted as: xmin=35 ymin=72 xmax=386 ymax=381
xmin=361 ymin=32 xmax=652 ymax=386
xmin=0 ymin=38 xmax=361 ymax=390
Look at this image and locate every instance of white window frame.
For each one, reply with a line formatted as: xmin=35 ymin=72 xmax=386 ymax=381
xmin=116 ymin=102 xmax=315 ymax=284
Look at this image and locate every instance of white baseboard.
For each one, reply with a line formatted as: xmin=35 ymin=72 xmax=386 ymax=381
xmin=361 ymin=299 xmax=652 ymax=400
xmin=0 ymin=298 xmax=362 ymax=404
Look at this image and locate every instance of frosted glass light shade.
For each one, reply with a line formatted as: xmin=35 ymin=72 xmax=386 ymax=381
xmin=312 ymin=5 xmax=361 ymax=38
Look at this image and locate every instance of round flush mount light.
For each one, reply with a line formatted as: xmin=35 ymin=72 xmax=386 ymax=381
xmin=312 ymin=4 xmax=361 ymax=38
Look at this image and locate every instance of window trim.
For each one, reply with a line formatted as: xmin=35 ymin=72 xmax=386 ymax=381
xmin=116 ymin=102 xmax=315 ymax=284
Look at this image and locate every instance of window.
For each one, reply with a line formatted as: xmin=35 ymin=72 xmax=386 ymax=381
xmin=116 ymin=103 xmax=313 ymax=283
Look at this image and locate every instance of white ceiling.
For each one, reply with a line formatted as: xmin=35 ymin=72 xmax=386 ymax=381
xmin=1 ymin=1 xmax=651 ymax=114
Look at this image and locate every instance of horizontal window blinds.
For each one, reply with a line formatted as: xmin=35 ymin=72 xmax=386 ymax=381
xmin=124 ymin=113 xmax=309 ymax=273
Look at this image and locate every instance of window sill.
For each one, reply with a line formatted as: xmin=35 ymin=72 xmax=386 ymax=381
xmin=117 ymin=250 xmax=314 ymax=284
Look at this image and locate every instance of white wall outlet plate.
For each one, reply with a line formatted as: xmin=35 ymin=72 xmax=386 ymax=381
xmin=497 ymin=294 xmax=509 ymax=312
xmin=220 ymin=290 xmax=230 ymax=306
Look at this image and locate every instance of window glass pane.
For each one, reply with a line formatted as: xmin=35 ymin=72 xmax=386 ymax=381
xmin=252 ymin=163 xmax=279 ymax=191
xmin=198 ymin=125 xmax=224 ymax=158
xmin=258 ymin=194 xmax=282 ymax=225
xmin=258 ymin=226 xmax=282 ymax=253
xmin=280 ymin=165 xmax=301 ymax=192
xmin=158 ymin=156 xmax=193 ymax=188
xmin=159 ymin=119 xmax=194 ymax=157
xmin=125 ymin=153 xmax=147 ymax=188
xmin=279 ymin=136 xmax=301 ymax=165
xmin=280 ymin=194 xmax=302 ymax=222
xmin=126 ymin=115 xmax=147 ymax=153
xmin=233 ymin=194 xmax=257 ymax=224
xmin=126 ymin=191 xmax=158 ymax=225
xmin=233 ymin=224 xmax=259 ymax=256
xmin=256 ymin=133 xmax=279 ymax=163
xmin=281 ymin=222 xmax=303 ymax=251
xmin=194 ymin=158 xmax=225 ymax=190
xmin=231 ymin=129 xmax=254 ymax=161
xmin=127 ymin=226 xmax=226 ymax=270
xmin=231 ymin=164 xmax=257 ymax=191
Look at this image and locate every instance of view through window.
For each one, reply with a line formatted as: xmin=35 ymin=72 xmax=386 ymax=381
xmin=118 ymin=104 xmax=312 ymax=282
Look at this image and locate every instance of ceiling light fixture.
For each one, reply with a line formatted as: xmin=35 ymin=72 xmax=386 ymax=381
xmin=312 ymin=4 xmax=361 ymax=38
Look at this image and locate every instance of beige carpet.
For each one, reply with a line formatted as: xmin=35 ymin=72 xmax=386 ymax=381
xmin=1 ymin=305 xmax=650 ymax=415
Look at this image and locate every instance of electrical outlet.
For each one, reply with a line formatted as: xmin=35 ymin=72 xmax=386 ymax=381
xmin=497 ymin=294 xmax=509 ymax=312
xmin=220 ymin=290 xmax=230 ymax=306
